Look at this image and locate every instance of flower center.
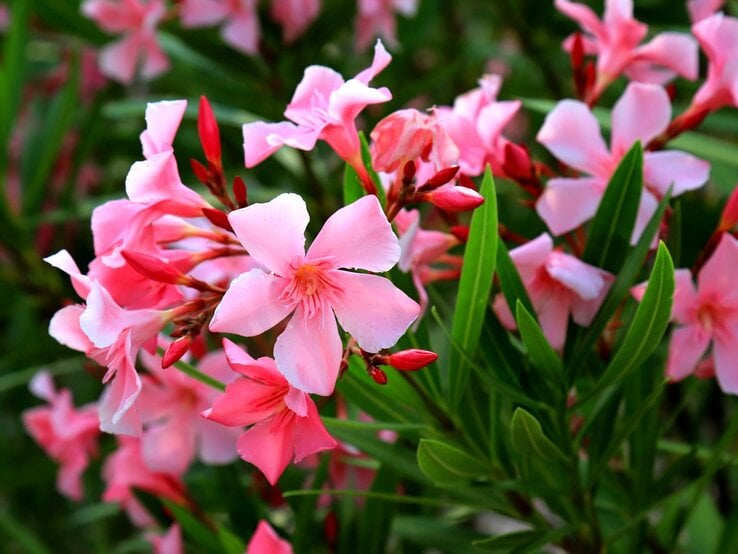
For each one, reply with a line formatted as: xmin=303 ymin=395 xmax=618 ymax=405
xmin=294 ymin=264 xmax=322 ymax=296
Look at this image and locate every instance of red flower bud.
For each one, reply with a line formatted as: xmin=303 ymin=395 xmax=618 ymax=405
xmin=202 ymin=207 xmax=234 ymax=232
xmin=418 ymin=165 xmax=460 ymax=192
xmin=720 ymin=185 xmax=738 ymax=231
xmin=424 ymin=184 xmax=484 ymax=212
xmin=198 ymin=96 xmax=221 ymax=168
xmin=368 ymin=366 xmax=388 ymax=385
xmin=386 ymin=349 xmax=438 ymax=371
xmin=502 ymin=142 xmax=533 ymax=181
xmin=190 ymin=158 xmax=210 ymax=185
xmin=450 ymin=225 xmax=469 ymax=243
xmin=121 ymin=250 xmax=185 ymax=284
xmin=233 ymin=175 xmax=248 ymax=208
xmin=162 ymin=336 xmax=192 ymax=369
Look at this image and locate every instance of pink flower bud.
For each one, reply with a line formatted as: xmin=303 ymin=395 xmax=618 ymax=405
xmin=424 ymin=184 xmax=484 ymax=212
xmin=162 ymin=336 xmax=191 ymax=369
xmin=386 ymin=349 xmax=438 ymax=371
xmin=370 ymin=109 xmax=435 ymax=173
xmin=121 ymin=250 xmax=185 ymax=284
xmin=198 ymin=96 xmax=221 ymax=168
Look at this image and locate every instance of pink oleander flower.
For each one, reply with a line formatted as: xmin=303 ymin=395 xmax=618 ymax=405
xmin=103 ymin=436 xmax=187 ymax=526
xmin=204 ymin=339 xmax=336 ymax=485
xmin=270 ymin=0 xmax=321 ymax=43
xmin=242 ymin=40 xmax=392 ymax=192
xmin=82 ymin=0 xmax=169 ymax=84
xmin=556 ymin=0 xmax=697 ymax=96
xmin=0 ymin=5 xmax=8 ymax=30
xmin=22 ymin=371 xmax=100 ymax=500
xmin=493 ymin=233 xmax=613 ymax=350
xmin=536 ymin=82 xmax=710 ymax=242
xmin=136 ymin=343 xmax=240 ymax=475
xmin=45 ymin=252 xmax=170 ymax=435
xmin=691 ymin=13 xmax=738 ymax=112
xmin=246 ymin=521 xmax=293 ymax=554
xmin=687 ymin=0 xmax=724 ymax=24
xmin=633 ymin=234 xmax=738 ymax=393
xmin=394 ymin=209 xmax=460 ymax=317
xmin=435 ymin=74 xmax=521 ymax=178
xmin=179 ymin=0 xmax=260 ymax=55
xmin=209 ymin=193 xmax=419 ymax=395
xmin=355 ymin=0 xmax=418 ymax=51
xmin=147 ymin=524 xmax=182 ymax=554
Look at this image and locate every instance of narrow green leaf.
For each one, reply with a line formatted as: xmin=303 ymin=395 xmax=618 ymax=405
xmin=510 ymin=408 xmax=564 ymax=462
xmin=343 ymin=162 xmax=365 ymax=205
xmin=217 ymin=527 xmax=246 ymax=554
xmin=161 ymin=499 xmax=222 ymax=554
xmin=496 ymin=239 xmax=536 ymax=319
xmin=580 ymin=243 xmax=674 ymax=403
xmin=358 ymin=130 xmax=387 ymax=207
xmin=358 ymin=465 xmax=399 ymax=554
xmin=515 ymin=301 xmax=564 ymax=390
xmin=474 ymin=526 xmax=573 ymax=552
xmin=448 ymin=168 xmax=498 ymax=408
xmin=393 ymin=516 xmax=486 ymax=554
xmin=582 ymin=142 xmax=643 ymax=272
xmin=0 ymin=509 xmax=52 ymax=554
xmin=417 ymin=438 xmax=491 ymax=485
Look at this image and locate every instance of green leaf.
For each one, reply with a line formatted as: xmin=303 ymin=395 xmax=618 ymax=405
xmin=580 ymin=242 xmax=674 ymax=403
xmin=393 ymin=516 xmax=486 ymax=553
xmin=359 ymin=130 xmax=387 ymax=207
xmin=582 ymin=142 xmax=643 ymax=273
xmin=474 ymin=526 xmax=573 ymax=552
xmin=358 ymin=465 xmax=399 ymax=554
xmin=417 ymin=438 xmax=491 ymax=485
xmin=0 ymin=509 xmax=52 ymax=554
xmin=343 ymin=162 xmax=365 ymax=205
xmin=161 ymin=499 xmax=223 ymax=554
xmin=496 ymin=239 xmax=536 ymax=319
xmin=448 ymin=167 xmax=498 ymax=409
xmin=217 ymin=527 xmax=246 ymax=554
xmin=510 ymin=408 xmax=564 ymax=462
xmin=515 ymin=301 xmax=564 ymax=392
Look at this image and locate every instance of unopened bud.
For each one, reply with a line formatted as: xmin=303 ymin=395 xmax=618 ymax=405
xmin=450 ymin=225 xmax=469 ymax=243
xmin=720 ymin=185 xmax=738 ymax=231
xmin=386 ymin=349 xmax=438 ymax=371
xmin=233 ymin=175 xmax=248 ymax=208
xmin=190 ymin=158 xmax=210 ymax=185
xmin=418 ymin=165 xmax=460 ymax=192
xmin=162 ymin=336 xmax=191 ymax=368
xmin=198 ymin=96 xmax=222 ymax=167
xmin=202 ymin=207 xmax=234 ymax=232
xmin=424 ymin=184 xmax=484 ymax=212
xmin=368 ymin=366 xmax=388 ymax=385
xmin=122 ymin=250 xmax=185 ymax=284
xmin=502 ymin=142 xmax=533 ymax=180
xmin=403 ymin=160 xmax=417 ymax=183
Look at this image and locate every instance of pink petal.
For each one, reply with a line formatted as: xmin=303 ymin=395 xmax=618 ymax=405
xmin=222 ymin=338 xmax=285 ymax=383
xmin=536 ymin=177 xmax=605 ymax=236
xmin=307 ymin=195 xmax=400 ymax=272
xmin=148 ymin=524 xmax=183 ymax=554
xmin=476 ymin=100 xmax=521 ymax=148
xmin=632 ymin=32 xmax=699 ymax=81
xmin=242 ymin=121 xmax=321 ymax=167
xmin=57 ymin=451 xmax=87 ymax=500
xmin=293 ymin=400 xmax=337 ymax=461
xmin=139 ymin=32 xmax=169 ymax=79
xmin=205 ymin=378 xmax=285 ymax=427
xmin=49 ymin=306 xmax=94 ymax=353
xmin=221 ymin=7 xmax=260 ymax=55
xmin=545 ymin=251 xmax=606 ymax=300
xmin=492 ymin=292 xmax=517 ymax=330
xmin=666 ymin=325 xmax=711 ymax=381
xmin=331 ymin=271 xmax=419 ymax=352
xmin=611 ymin=83 xmax=671 ymax=157
xmin=536 ymin=100 xmax=611 ymax=176
xmin=246 ymin=521 xmax=293 ymax=554
xmin=328 ymin=79 xmax=392 ymax=126
xmin=671 ymin=269 xmax=699 ymax=324
xmin=29 ymin=371 xmax=57 ymax=402
xmin=179 ymin=0 xmax=229 ymax=26
xmin=98 ymin=34 xmax=140 ymax=84
xmin=237 ymin=415 xmax=296 ymax=485
xmin=99 ymin=356 xmax=142 ymax=436
xmin=532 ymin=287 xmax=571 ymax=351
xmin=643 ymin=151 xmax=710 ymax=197
xmin=285 ymin=66 xmax=345 ymax=120
xmin=554 ymin=0 xmax=605 ymax=39
xmin=508 ymin=233 xmax=554 ymax=283
xmin=126 ymin=151 xmax=207 ymax=210
xmin=270 ymin=0 xmax=320 ymax=43
xmin=284 ymin=387 xmax=308 ymax=417
xmin=44 ymin=250 xmax=91 ymax=299
xmin=274 ymin=305 xmax=342 ymax=396
xmin=631 ymin=189 xmax=659 ymax=246
xmin=354 ymin=39 xmax=392 ymax=84
xmin=141 ymin=417 xmax=195 ymax=475
xmin=140 ymin=100 xmax=187 ymax=157
xmin=697 ymin=234 xmax=738 ymax=303
xmin=713 ymin=329 xmax=738 ymax=393
xmin=209 ymin=269 xmax=293 ymax=337
xmin=570 ymin=273 xmax=613 ymax=325
xmin=196 ymin=419 xmax=239 ymax=465
xmin=228 ymin=193 xmax=309 ymax=273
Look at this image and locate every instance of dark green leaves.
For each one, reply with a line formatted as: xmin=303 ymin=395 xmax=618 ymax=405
xmin=510 ymin=408 xmax=564 ymax=463
xmin=448 ymin=167 xmax=498 ymax=409
xmin=417 ymin=438 xmax=491 ymax=485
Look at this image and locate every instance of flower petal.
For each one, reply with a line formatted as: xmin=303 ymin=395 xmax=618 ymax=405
xmin=667 ymin=325 xmax=711 ymax=381
xmin=99 ymin=356 xmax=142 ymax=436
xmin=307 ymin=195 xmax=400 ymax=272
xmin=698 ymin=234 xmax=738 ymax=304
xmin=536 ymin=100 xmax=611 ymax=176
xmin=237 ymin=415 xmax=295 ymax=485
xmin=632 ymin=32 xmax=699 ymax=81
xmin=141 ymin=417 xmax=195 ymax=475
xmin=354 ymin=39 xmax=392 ymax=84
xmin=49 ymin=305 xmax=93 ymax=353
xmin=243 ymin=121 xmax=321 ymax=167
xmin=554 ymin=0 xmax=605 ymax=39
xmin=536 ymin=177 xmax=605 ymax=236
xmin=545 ymin=251 xmax=606 ymax=300
xmin=246 ymin=521 xmax=293 ymax=554
xmin=643 ymin=150 xmax=710 ymax=197
xmin=274 ymin=305 xmax=342 ymax=396
xmin=331 ymin=271 xmax=419 ymax=352
xmin=714 ymin=329 xmax=738 ymax=393
xmin=611 ymin=83 xmax=671 ymax=157
xmin=293 ymin=400 xmax=337 ymax=461
xmin=205 ymin=378 xmax=284 ymax=427
xmin=227 ymin=193 xmax=309 ymax=274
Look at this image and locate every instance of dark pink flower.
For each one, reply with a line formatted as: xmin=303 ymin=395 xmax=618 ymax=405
xmin=209 ymin=194 xmax=419 ymax=395
xmin=246 ymin=520 xmax=293 ymax=554
xmin=204 ymin=340 xmax=336 ymax=485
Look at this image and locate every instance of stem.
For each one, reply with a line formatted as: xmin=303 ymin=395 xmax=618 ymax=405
xmin=159 ymin=349 xmax=226 ymax=391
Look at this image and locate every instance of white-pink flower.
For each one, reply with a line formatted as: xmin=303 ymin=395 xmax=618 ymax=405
xmin=691 ymin=13 xmax=738 ymax=112
xmin=22 ymin=371 xmax=100 ymax=500
xmin=209 ymin=193 xmax=419 ymax=395
xmin=82 ymin=0 xmax=169 ymax=84
xmin=633 ymin=234 xmax=738 ymax=393
xmin=493 ymin=234 xmax=613 ymax=350
xmin=536 ymin=82 xmax=710 ymax=242
xmin=556 ymin=0 xmax=697 ymax=91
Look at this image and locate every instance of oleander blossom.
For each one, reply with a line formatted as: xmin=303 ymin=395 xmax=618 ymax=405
xmin=493 ymin=233 xmax=614 ymax=350
xmin=204 ymin=340 xmax=336 ymax=485
xmin=691 ymin=13 xmax=738 ymax=112
xmin=246 ymin=521 xmax=293 ymax=554
xmin=633 ymin=234 xmax=738 ymax=393
xmin=209 ymin=193 xmax=420 ymax=395
xmin=536 ymin=82 xmax=710 ymax=242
